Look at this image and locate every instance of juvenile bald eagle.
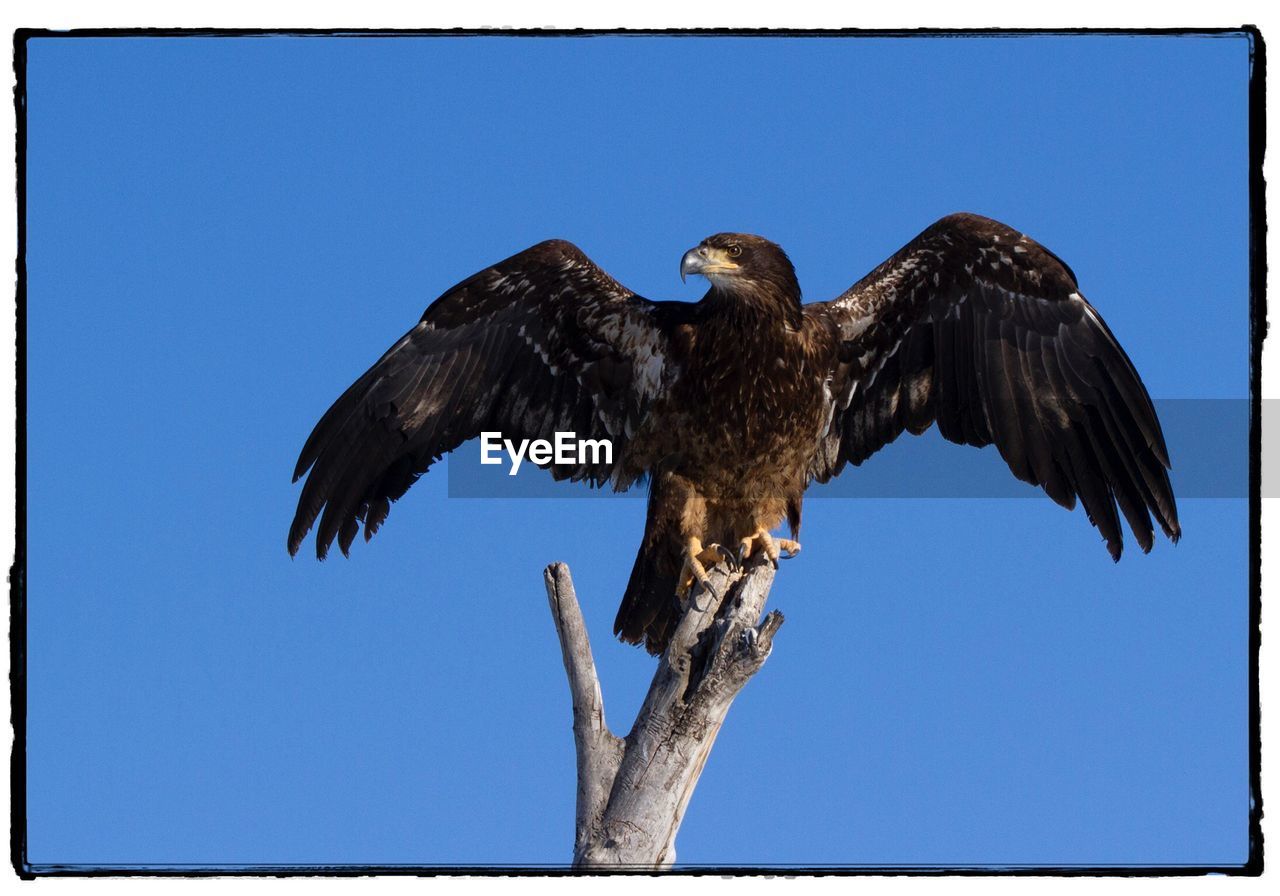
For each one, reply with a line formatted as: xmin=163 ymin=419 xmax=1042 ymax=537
xmin=289 ymin=213 xmax=1180 ymax=654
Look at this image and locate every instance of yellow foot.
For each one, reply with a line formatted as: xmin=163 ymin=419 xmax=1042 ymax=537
xmin=676 ymin=537 xmax=736 ymax=607
xmin=737 ymin=530 xmax=802 ymax=569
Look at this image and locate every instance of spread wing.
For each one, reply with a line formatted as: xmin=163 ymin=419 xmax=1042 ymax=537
xmin=288 ymin=239 xmax=679 ymax=559
xmin=810 ymin=213 xmax=1180 ymax=560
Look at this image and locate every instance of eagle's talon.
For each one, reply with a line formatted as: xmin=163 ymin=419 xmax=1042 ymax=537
xmin=714 ymin=543 xmax=739 ymax=570
xmin=679 ymin=570 xmax=718 ymax=611
xmin=677 ymin=537 xmax=731 ymax=609
xmin=692 ymin=541 xmax=734 ymax=573
xmin=702 ymin=579 xmax=722 ymax=606
xmin=738 ymin=529 xmax=800 ymax=567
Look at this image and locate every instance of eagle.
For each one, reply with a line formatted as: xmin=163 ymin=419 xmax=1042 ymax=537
xmin=288 ymin=213 xmax=1181 ymax=655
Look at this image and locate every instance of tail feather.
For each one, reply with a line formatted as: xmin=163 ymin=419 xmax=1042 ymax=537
xmin=614 ymin=541 xmax=681 ymax=656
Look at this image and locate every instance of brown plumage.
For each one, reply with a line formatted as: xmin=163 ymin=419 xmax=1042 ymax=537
xmin=289 ymin=214 xmax=1181 ymax=655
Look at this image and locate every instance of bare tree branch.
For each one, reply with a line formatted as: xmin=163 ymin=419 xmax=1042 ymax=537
xmin=544 ymin=558 xmax=783 ymax=869
xmin=544 ymin=563 xmax=626 ymax=863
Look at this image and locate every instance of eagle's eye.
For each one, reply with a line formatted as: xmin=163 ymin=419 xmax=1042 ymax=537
xmin=727 ymin=244 xmax=742 ymax=258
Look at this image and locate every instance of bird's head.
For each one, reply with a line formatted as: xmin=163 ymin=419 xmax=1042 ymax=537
xmin=681 ymin=233 xmax=802 ymax=320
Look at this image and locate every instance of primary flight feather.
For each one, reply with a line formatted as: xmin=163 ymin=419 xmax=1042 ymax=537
xmin=289 ymin=213 xmax=1180 ymax=654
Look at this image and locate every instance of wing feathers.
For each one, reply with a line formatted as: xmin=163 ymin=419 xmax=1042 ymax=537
xmin=814 ymin=212 xmax=1179 ymax=558
xmin=289 ymin=240 xmax=678 ymax=558
xmin=985 ymin=314 xmax=1032 ymax=484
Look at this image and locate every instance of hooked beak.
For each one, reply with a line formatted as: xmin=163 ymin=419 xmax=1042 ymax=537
xmin=680 ymin=245 xmax=739 ymax=283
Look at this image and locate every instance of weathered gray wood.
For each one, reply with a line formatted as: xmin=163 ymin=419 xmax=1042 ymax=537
xmin=543 ymin=564 xmax=626 ymax=864
xmin=544 ymin=558 xmax=783 ymax=869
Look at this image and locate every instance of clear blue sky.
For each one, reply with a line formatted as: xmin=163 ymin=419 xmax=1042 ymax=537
xmin=24 ymin=34 xmax=1251 ymax=868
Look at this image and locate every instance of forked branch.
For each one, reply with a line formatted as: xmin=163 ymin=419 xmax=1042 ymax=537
xmin=543 ymin=558 xmax=783 ymax=869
